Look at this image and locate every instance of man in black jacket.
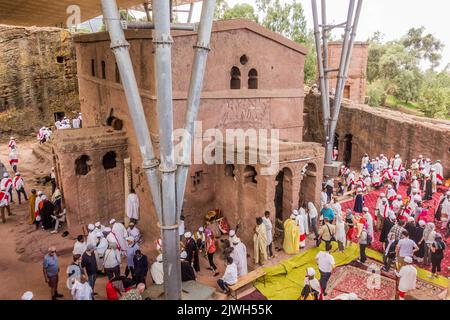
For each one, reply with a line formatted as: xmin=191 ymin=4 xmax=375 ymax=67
xmin=133 ymin=250 xmax=148 ymax=285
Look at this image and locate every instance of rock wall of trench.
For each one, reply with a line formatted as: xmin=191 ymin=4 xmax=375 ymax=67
xmin=0 ymin=25 xmax=80 ymax=136
xmin=304 ymin=92 xmax=450 ymax=177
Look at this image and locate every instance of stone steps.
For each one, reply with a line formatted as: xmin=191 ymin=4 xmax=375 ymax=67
xmin=31 ymin=142 xmax=53 ymax=164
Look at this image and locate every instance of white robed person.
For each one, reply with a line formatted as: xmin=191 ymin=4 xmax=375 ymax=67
xmin=295 ymin=209 xmax=308 ymax=249
xmin=86 ymin=224 xmax=97 ymax=247
xmin=127 ymin=221 xmax=142 ymax=243
xmin=151 ymin=254 xmax=164 ymax=285
xmin=363 ymin=207 xmax=374 ymax=239
xmin=433 ymin=160 xmax=444 ymax=184
xmin=94 ymin=232 xmax=108 ymax=271
xmin=110 ymin=219 xmax=128 ymax=253
xmin=126 ymin=189 xmax=140 ymax=221
xmin=262 ymin=211 xmax=274 ymax=258
xmin=230 ymin=236 xmax=248 ymax=277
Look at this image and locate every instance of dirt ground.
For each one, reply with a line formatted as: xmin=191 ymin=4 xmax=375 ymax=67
xmin=0 ymin=137 xmax=298 ymax=300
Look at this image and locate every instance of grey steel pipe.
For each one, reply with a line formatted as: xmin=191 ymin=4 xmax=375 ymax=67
xmin=126 ymin=21 xmax=196 ymax=31
xmin=327 ymin=0 xmax=355 ymax=163
xmin=152 ymin=0 xmax=181 ymax=300
xmin=311 ymin=0 xmax=331 ymax=162
xmin=329 ymin=0 xmax=363 ymax=147
xmin=100 ymin=0 xmax=162 ymax=221
xmin=321 ymin=0 xmax=330 ymax=108
xmin=175 ymin=0 xmax=216 ymax=219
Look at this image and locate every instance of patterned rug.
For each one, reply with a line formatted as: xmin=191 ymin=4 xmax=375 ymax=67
xmin=326 ymin=265 xmax=397 ymax=300
xmin=340 ymin=183 xmax=450 ymax=277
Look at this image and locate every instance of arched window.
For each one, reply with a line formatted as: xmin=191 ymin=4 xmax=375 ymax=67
xmin=248 ymin=68 xmax=258 ymax=89
xmin=230 ymin=66 xmax=241 ymax=90
xmin=103 ymin=151 xmax=117 ymax=170
xmin=91 ymin=59 xmax=96 ymax=77
xmin=244 ymin=165 xmax=257 ymax=184
xmin=101 ymin=60 xmax=106 ymax=79
xmin=75 ymin=155 xmax=91 ymax=176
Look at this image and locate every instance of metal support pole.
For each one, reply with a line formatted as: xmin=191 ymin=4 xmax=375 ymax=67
xmin=100 ymin=0 xmax=162 ymax=220
xmin=143 ymin=1 xmax=151 ymax=22
xmin=329 ymin=0 xmax=363 ymax=150
xmin=153 ymin=0 xmax=181 ymax=300
xmin=311 ymin=0 xmax=331 ymax=163
xmin=176 ymin=0 xmax=216 ymax=219
xmin=188 ymin=3 xmax=194 ymax=23
xmin=321 ymin=0 xmax=330 ymax=107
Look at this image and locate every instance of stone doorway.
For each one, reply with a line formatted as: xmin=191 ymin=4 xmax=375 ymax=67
xmin=344 ymin=134 xmax=353 ymax=167
xmin=299 ymin=163 xmax=317 ymax=207
xmin=274 ymin=167 xmax=293 ymax=221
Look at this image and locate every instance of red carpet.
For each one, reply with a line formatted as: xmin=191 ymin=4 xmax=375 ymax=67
xmin=340 ymin=183 xmax=450 ymax=277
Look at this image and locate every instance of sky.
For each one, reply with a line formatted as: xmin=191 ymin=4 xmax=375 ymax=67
xmin=82 ymin=0 xmax=450 ymax=70
xmin=187 ymin=0 xmax=450 ymax=70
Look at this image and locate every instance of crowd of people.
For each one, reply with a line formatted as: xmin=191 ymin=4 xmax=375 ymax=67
xmin=55 ymin=113 xmax=82 ymax=130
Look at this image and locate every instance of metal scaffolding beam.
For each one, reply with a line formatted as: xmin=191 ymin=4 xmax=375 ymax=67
xmin=311 ymin=0 xmax=363 ymax=165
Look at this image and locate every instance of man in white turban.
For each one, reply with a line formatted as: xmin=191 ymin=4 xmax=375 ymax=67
xmin=110 ymin=219 xmax=128 ymax=254
xmin=230 ymin=236 xmax=248 ymax=277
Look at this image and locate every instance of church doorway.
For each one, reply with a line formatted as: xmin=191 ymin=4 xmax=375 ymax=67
xmin=274 ymin=167 xmax=293 ymax=221
xmin=299 ymin=163 xmax=317 ymax=207
xmin=344 ymin=134 xmax=353 ymax=167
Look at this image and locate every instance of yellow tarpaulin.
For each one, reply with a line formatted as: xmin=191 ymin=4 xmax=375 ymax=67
xmin=254 ymin=243 xmax=448 ymax=300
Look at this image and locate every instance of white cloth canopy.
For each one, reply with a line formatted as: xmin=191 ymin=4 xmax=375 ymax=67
xmin=126 ymin=193 xmax=140 ymax=220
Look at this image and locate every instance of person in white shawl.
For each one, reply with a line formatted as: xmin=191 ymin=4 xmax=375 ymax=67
xmin=433 ymin=160 xmax=444 ymax=184
xmin=230 ymin=237 xmax=248 ymax=277
xmin=110 ymin=219 xmax=128 ymax=253
xmin=151 ymin=254 xmax=164 ymax=285
xmin=94 ymin=221 xmax=105 ymax=233
xmin=363 ymin=207 xmax=374 ymax=239
xmin=335 ymin=213 xmax=346 ymax=251
xmin=262 ymin=211 xmax=274 ymax=258
xmin=86 ymin=224 xmax=97 ymax=247
xmin=71 ymin=275 xmax=92 ymax=300
xmin=295 ymin=209 xmax=307 ymax=249
xmin=127 ymin=221 xmax=141 ymax=243
xmin=94 ymin=232 xmax=108 ymax=271
xmin=126 ymin=189 xmax=140 ymax=221
xmin=34 ymin=191 xmax=43 ymax=216
xmin=307 ymin=202 xmax=319 ymax=240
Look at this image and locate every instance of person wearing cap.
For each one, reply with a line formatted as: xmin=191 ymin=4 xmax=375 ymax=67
xmin=0 ymin=186 xmax=12 ymax=224
xmin=395 ymin=230 xmax=419 ymax=267
xmin=8 ymin=136 xmax=16 ymax=151
xmin=380 ymin=210 xmax=397 ymax=244
xmin=358 ymin=224 xmax=370 ymax=264
xmin=413 ymin=220 xmax=426 ymax=263
xmin=318 ymin=217 xmax=336 ymax=252
xmin=376 ymin=195 xmax=389 ymax=231
xmin=184 ymin=231 xmax=200 ymax=272
xmin=103 ymin=242 xmax=121 ymax=280
xmin=150 ymin=254 xmax=164 ymax=285
xmin=13 ymin=172 xmax=27 ymax=204
xmin=363 ymin=207 xmax=374 ymax=240
xmin=395 ymin=256 xmax=417 ymax=299
xmin=283 ymin=214 xmax=300 ymax=254
xmin=8 ymin=147 xmax=19 ymax=173
xmin=180 ymin=251 xmax=196 ymax=282
xmin=94 ymin=221 xmax=105 ymax=233
xmin=361 ymin=153 xmax=370 ymax=170
xmin=127 ymin=221 xmax=141 ymax=244
xmin=353 ymin=188 xmax=364 ymax=214
xmin=194 ymin=227 xmax=206 ymax=252
xmin=133 ymin=250 xmax=149 ymax=285
xmin=300 ymin=267 xmax=321 ymax=300
xmin=86 ymin=224 xmax=97 ymax=247
xmin=1 ymin=172 xmax=14 ymax=204
xmin=110 ymin=218 xmax=128 ymax=254
xmin=50 ymin=207 xmax=66 ymax=234
xmin=230 ymin=233 xmax=248 ymax=277
xmin=43 ymin=247 xmax=63 ymax=300
xmin=21 ymin=291 xmax=33 ymax=300
xmin=81 ymin=243 xmax=98 ymax=296
xmin=433 ymin=160 xmax=444 ymax=185
xmin=126 ymin=189 xmax=140 ymax=222
xmin=392 ymin=194 xmax=403 ymax=216
xmin=51 ymin=187 xmax=62 ymax=214
xmin=125 ymin=236 xmax=140 ymax=280
xmin=386 ymin=185 xmax=397 ymax=205
xmin=436 ymin=191 xmax=450 ymax=229
xmin=217 ymin=257 xmax=238 ymax=294
xmin=410 ymin=176 xmax=420 ymax=193
xmin=94 ymin=231 xmax=108 ymax=273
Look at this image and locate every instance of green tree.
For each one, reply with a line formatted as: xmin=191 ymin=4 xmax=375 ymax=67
xmin=401 ymin=26 xmax=444 ymax=70
xmin=366 ymin=79 xmax=387 ymax=107
xmin=418 ymin=70 xmax=450 ymax=117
